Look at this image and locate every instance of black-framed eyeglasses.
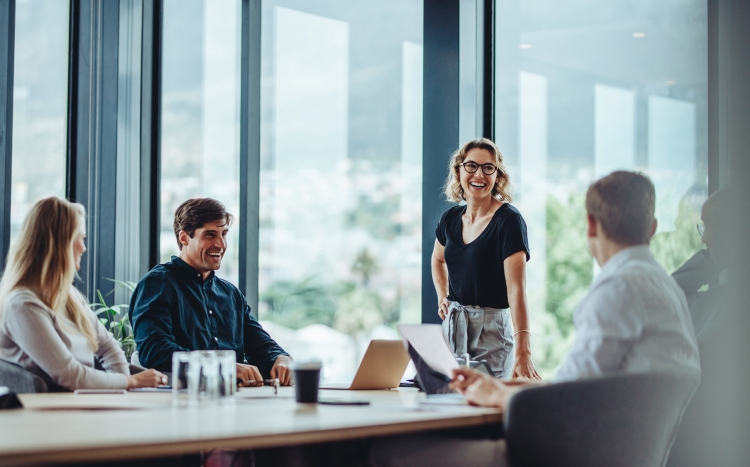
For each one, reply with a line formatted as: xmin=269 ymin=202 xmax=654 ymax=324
xmin=457 ymin=162 xmax=498 ymax=175
xmin=696 ymin=222 xmax=706 ymax=238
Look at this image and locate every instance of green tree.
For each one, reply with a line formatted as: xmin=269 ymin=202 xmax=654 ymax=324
xmin=352 ymin=248 xmax=379 ymax=287
xmin=259 ymin=276 xmax=339 ymax=329
xmin=531 ymin=192 xmax=592 ymax=377
xmin=546 ymin=192 xmax=591 ymax=339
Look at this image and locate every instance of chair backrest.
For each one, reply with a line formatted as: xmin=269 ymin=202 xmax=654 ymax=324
xmin=0 ymin=359 xmax=48 ymax=393
xmin=504 ymin=371 xmax=700 ymax=467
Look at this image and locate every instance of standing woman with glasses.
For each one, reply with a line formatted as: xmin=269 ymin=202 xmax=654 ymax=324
xmin=0 ymin=197 xmax=166 ymax=390
xmin=433 ymin=138 xmax=540 ymax=379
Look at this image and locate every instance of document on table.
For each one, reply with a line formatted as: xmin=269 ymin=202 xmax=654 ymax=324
xmin=18 ymin=393 xmax=171 ymax=410
xmin=397 ymin=324 xmax=459 ymax=377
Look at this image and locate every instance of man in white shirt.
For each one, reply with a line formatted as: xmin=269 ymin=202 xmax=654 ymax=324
xmin=451 ymin=170 xmax=700 ymax=407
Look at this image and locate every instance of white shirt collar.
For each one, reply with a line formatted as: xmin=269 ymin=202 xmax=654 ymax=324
xmin=595 ymin=245 xmax=653 ymax=283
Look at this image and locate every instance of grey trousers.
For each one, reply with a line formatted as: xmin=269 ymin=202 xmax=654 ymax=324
xmin=442 ymin=301 xmax=515 ymax=378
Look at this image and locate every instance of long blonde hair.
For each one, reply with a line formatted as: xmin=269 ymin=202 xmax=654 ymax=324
xmin=443 ymin=138 xmax=513 ymax=203
xmin=0 ymin=197 xmax=97 ymax=350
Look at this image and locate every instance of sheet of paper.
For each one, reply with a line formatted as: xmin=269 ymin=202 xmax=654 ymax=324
xmin=18 ymin=393 xmax=171 ymax=410
xmin=397 ymin=324 xmax=459 ymax=377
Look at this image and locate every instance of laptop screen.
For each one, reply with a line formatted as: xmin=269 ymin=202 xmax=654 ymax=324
xmin=406 ymin=343 xmax=457 ymax=395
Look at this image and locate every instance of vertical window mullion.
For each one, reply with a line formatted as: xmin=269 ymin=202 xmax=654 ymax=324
xmin=0 ymin=0 xmax=15 ymax=268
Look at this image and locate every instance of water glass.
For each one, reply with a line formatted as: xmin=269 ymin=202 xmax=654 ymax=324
xmin=172 ymin=351 xmax=196 ymax=405
xmin=173 ymin=350 xmax=237 ymax=405
xmin=217 ymin=350 xmax=237 ymax=397
xmin=192 ymin=351 xmax=220 ymax=402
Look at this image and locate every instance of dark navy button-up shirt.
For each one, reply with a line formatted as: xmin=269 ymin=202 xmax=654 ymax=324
xmin=129 ymin=256 xmax=289 ymax=374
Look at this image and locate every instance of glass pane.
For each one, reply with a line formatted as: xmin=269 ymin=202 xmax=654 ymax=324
xmin=160 ymin=0 xmax=241 ymax=284
xmin=11 ymin=0 xmax=69 ymax=243
xmin=495 ymin=0 xmax=708 ymax=378
xmin=259 ymin=1 xmax=424 ymax=383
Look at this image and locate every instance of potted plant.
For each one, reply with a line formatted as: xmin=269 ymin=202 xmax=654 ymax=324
xmin=89 ymin=280 xmax=137 ymax=361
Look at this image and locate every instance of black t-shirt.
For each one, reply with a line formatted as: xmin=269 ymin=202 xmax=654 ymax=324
xmin=436 ymin=204 xmax=530 ymax=309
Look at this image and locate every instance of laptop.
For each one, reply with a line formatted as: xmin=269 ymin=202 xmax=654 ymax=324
xmin=398 ymin=324 xmax=467 ymax=403
xmin=320 ymin=340 xmax=411 ymax=390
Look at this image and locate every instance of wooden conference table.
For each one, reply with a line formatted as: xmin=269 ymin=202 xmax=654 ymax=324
xmin=0 ymin=387 xmax=503 ymax=466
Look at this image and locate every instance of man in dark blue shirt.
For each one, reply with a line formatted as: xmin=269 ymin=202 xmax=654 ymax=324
xmin=129 ymin=198 xmax=292 ymax=385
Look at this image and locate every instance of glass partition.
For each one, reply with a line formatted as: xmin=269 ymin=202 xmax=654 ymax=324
xmin=10 ymin=0 xmax=70 ymax=244
xmin=160 ymin=0 xmax=241 ymax=284
xmin=258 ymin=0 xmax=424 ymax=383
xmin=494 ymin=0 xmax=708 ymax=377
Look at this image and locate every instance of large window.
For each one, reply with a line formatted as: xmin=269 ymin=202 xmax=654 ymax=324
xmin=10 ymin=0 xmax=69 ymax=243
xmin=159 ymin=0 xmax=241 ymax=284
xmin=258 ymin=0 xmax=424 ymax=383
xmin=494 ymin=0 xmax=708 ymax=377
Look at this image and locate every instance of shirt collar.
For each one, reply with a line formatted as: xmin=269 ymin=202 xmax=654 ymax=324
xmin=596 ymin=245 xmax=653 ymax=282
xmin=171 ymin=256 xmax=215 ymax=283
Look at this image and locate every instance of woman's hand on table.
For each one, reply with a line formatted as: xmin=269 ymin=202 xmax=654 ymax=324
xmin=511 ymin=353 xmax=541 ymax=381
xmin=438 ymin=297 xmax=450 ymax=320
xmin=126 ymin=369 xmax=168 ymax=389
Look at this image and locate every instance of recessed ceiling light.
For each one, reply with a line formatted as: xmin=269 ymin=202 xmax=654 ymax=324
xmin=518 ymin=44 xmax=532 ymax=49
xmin=632 ymin=32 xmax=646 ymax=38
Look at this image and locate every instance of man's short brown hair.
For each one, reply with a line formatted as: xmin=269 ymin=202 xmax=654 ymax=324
xmin=586 ymin=171 xmax=656 ymax=245
xmin=173 ymin=198 xmax=234 ymax=250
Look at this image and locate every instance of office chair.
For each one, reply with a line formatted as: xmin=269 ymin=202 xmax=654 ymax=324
xmin=0 ymin=359 xmax=48 ymax=393
xmin=504 ymin=371 xmax=700 ymax=467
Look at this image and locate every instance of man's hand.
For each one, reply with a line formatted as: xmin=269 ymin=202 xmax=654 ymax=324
xmin=236 ymin=363 xmax=263 ymax=387
xmin=449 ymin=368 xmax=508 ymax=409
xmin=271 ymin=355 xmax=293 ymax=386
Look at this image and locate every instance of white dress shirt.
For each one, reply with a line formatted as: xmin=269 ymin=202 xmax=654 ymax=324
xmin=555 ymin=245 xmax=700 ymax=381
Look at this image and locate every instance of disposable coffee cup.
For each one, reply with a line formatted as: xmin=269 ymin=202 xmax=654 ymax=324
xmin=292 ymin=361 xmax=322 ymax=403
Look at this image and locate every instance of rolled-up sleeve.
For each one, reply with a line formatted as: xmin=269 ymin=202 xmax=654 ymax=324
xmin=129 ymin=274 xmax=189 ymax=371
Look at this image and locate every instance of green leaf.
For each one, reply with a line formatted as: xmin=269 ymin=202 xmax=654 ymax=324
xmin=97 ymin=290 xmax=107 ymax=307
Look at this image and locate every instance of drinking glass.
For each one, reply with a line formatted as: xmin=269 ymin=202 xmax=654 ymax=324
xmin=217 ymin=350 xmax=237 ymax=398
xmin=172 ymin=351 xmax=196 ymax=405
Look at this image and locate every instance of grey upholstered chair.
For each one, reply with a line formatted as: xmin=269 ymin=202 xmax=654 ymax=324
xmin=0 ymin=359 xmax=48 ymax=393
xmin=504 ymin=371 xmax=700 ymax=467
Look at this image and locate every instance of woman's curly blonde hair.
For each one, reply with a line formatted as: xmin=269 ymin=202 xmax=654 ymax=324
xmin=443 ymin=138 xmax=513 ymax=203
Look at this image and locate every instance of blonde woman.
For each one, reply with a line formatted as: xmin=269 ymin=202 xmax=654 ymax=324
xmin=433 ymin=138 xmax=540 ymax=379
xmin=0 ymin=197 xmax=165 ymax=390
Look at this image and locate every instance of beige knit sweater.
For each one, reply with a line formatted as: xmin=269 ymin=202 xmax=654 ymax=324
xmin=0 ymin=288 xmax=130 ymax=390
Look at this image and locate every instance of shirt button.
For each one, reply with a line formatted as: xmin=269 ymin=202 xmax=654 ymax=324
xmin=209 ymin=310 xmax=213 ymax=315
xmin=214 ymin=337 xmax=218 ymax=342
